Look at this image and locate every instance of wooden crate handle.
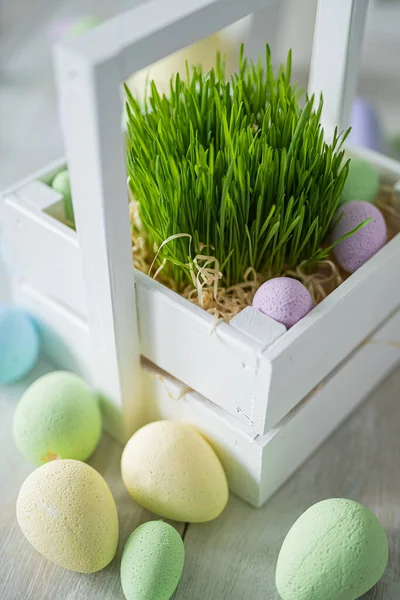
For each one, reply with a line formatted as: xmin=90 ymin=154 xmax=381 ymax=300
xmin=54 ymin=0 xmax=368 ymax=437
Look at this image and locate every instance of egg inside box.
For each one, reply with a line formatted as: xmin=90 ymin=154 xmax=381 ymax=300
xmin=4 ymin=146 xmax=400 ymax=507
xmin=43 ymin=157 xmax=400 ymax=313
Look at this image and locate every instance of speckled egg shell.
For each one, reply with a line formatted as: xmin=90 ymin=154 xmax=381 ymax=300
xmin=16 ymin=459 xmax=119 ymax=573
xmin=275 ymin=498 xmax=388 ymax=600
xmin=0 ymin=305 xmax=40 ymax=385
xmin=121 ymin=421 xmax=229 ymax=523
xmin=13 ymin=371 xmax=102 ymax=465
xmin=252 ymin=277 xmax=314 ymax=328
xmin=121 ymin=521 xmax=185 ymax=600
xmin=332 ymin=201 xmax=387 ymax=273
xmin=341 ymin=157 xmax=380 ymax=204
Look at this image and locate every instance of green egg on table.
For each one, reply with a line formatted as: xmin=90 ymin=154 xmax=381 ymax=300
xmin=341 ymin=157 xmax=379 ymax=204
xmin=13 ymin=371 xmax=102 ymax=465
xmin=275 ymin=498 xmax=389 ymax=600
xmin=17 ymin=459 xmax=119 ymax=573
xmin=121 ymin=521 xmax=185 ymax=600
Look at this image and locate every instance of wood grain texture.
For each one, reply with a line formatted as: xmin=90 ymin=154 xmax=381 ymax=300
xmin=2 ymin=359 xmax=400 ymax=598
xmin=174 ymin=367 xmax=400 ymax=600
xmin=0 ymin=359 xmax=184 ymax=600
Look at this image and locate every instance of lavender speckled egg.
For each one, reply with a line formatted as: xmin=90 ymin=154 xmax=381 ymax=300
xmin=252 ymin=277 xmax=314 ymax=328
xmin=332 ymin=201 xmax=387 ymax=273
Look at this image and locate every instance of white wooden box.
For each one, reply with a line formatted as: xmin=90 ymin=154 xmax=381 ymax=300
xmin=10 ymin=279 xmax=400 ymax=507
xmin=3 ymin=145 xmax=400 ymax=433
xmin=2 ymin=0 xmax=400 ymax=506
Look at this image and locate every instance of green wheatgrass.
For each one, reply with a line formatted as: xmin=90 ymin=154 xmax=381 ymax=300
xmin=126 ymin=44 xmax=351 ymax=290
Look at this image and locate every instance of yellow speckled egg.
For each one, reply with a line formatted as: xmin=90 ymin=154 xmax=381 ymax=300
xmin=121 ymin=421 xmax=229 ymax=523
xmin=16 ymin=459 xmax=119 ymax=573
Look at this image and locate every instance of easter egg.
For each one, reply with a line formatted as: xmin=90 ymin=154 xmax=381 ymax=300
xmin=121 ymin=521 xmax=185 ymax=600
xmin=252 ymin=277 xmax=314 ymax=328
xmin=341 ymin=157 xmax=379 ymax=204
xmin=16 ymin=459 xmax=119 ymax=573
xmin=332 ymin=201 xmax=387 ymax=273
xmin=0 ymin=305 xmax=40 ymax=385
xmin=121 ymin=421 xmax=228 ymax=523
xmin=51 ymin=169 xmax=74 ymax=224
xmin=275 ymin=498 xmax=388 ymax=600
xmin=348 ymin=97 xmax=383 ymax=153
xmin=13 ymin=371 xmax=102 ymax=465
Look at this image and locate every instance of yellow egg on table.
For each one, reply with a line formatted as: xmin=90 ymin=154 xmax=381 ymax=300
xmin=121 ymin=421 xmax=229 ymax=523
xmin=16 ymin=460 xmax=119 ymax=573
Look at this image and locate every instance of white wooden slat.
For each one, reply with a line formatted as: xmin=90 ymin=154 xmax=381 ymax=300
xmin=308 ymin=0 xmax=369 ymax=134
xmin=135 ymin=270 xmax=271 ymax=431
xmin=257 ymin=307 xmax=400 ymax=506
xmin=58 ymin=0 xmax=278 ymax=78
xmin=229 ymin=307 xmax=286 ymax=348
xmin=4 ymin=173 xmax=400 ymax=435
xmin=1 ymin=193 xmax=86 ymax=316
xmin=263 ymin=233 xmax=400 ymax=432
xmin=12 ymin=274 xmax=400 ymax=508
xmin=54 ymin=49 xmax=143 ymax=441
xmin=2 ymin=192 xmax=271 ymax=430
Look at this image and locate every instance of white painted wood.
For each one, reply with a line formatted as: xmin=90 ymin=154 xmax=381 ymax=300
xmin=12 ymin=278 xmax=93 ymax=383
xmin=57 ymin=0 xmax=278 ymax=79
xmin=3 ymin=143 xmax=400 ymax=434
xmin=54 ymin=48 xmax=142 ymax=441
xmin=257 ymin=307 xmax=400 ymax=506
xmin=16 ymin=180 xmax=63 ymax=212
xmin=135 ymin=270 xmax=271 ymax=430
xmin=229 ymin=307 xmax=286 ymax=348
xmin=11 ymin=273 xmax=400 ymax=507
xmin=53 ymin=0 xmax=284 ymax=441
xmin=1 ymin=192 xmax=86 ymax=316
xmin=262 ymin=233 xmax=400 ymax=431
xmin=309 ymin=0 xmax=369 ymax=133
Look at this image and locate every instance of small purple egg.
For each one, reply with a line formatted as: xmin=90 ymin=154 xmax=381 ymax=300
xmin=252 ymin=277 xmax=314 ymax=328
xmin=332 ymin=201 xmax=387 ymax=273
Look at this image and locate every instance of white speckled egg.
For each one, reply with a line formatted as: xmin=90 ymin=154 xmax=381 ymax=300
xmin=121 ymin=421 xmax=229 ymax=523
xmin=121 ymin=521 xmax=185 ymax=600
xmin=252 ymin=277 xmax=314 ymax=328
xmin=16 ymin=459 xmax=119 ymax=573
xmin=332 ymin=201 xmax=387 ymax=273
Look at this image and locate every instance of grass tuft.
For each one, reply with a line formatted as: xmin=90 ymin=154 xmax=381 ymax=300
xmin=126 ymin=44 xmax=350 ymax=289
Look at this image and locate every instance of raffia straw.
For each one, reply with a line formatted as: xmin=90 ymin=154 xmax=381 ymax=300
xmin=128 ymin=181 xmax=400 ymax=323
xmin=283 ymin=260 xmax=343 ymax=305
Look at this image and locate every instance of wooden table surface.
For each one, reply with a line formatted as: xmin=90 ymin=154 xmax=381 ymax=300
xmin=2 ymin=348 xmax=400 ymax=599
xmin=2 ymin=4 xmax=400 ymax=598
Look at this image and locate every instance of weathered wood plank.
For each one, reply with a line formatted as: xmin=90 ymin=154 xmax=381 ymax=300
xmin=0 ymin=359 xmax=184 ymax=600
xmin=175 ymin=367 xmax=400 ymax=600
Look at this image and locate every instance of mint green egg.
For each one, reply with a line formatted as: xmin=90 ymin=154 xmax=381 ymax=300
xmin=341 ymin=158 xmax=379 ymax=204
xmin=121 ymin=521 xmax=184 ymax=600
xmin=276 ymin=498 xmax=388 ymax=600
xmin=51 ymin=169 xmax=74 ymax=225
xmin=13 ymin=371 xmax=102 ymax=465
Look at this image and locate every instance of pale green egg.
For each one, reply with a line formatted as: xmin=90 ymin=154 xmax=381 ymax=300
xmin=275 ymin=498 xmax=388 ymax=600
xmin=13 ymin=371 xmax=102 ymax=465
xmin=341 ymin=157 xmax=379 ymax=204
xmin=121 ymin=521 xmax=184 ymax=600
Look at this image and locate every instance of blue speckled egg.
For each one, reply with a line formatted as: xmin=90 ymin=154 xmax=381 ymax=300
xmin=0 ymin=305 xmax=40 ymax=384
